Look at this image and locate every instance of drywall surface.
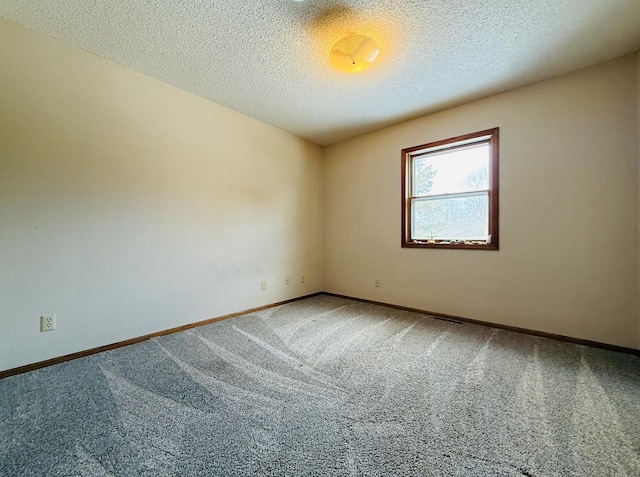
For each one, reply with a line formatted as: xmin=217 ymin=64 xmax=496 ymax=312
xmin=0 ymin=18 xmax=323 ymax=372
xmin=324 ymin=55 xmax=640 ymax=349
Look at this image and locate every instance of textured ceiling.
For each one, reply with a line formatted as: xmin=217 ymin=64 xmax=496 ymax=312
xmin=1 ymin=1 xmax=640 ymax=145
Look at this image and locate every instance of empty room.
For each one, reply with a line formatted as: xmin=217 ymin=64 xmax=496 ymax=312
xmin=1 ymin=1 xmax=639 ymax=476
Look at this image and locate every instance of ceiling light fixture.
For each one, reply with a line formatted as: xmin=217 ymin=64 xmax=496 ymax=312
xmin=329 ymin=34 xmax=379 ymax=73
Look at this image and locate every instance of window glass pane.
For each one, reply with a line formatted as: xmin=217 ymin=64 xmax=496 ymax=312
xmin=412 ymin=193 xmax=488 ymax=241
xmin=413 ymin=144 xmax=489 ymax=196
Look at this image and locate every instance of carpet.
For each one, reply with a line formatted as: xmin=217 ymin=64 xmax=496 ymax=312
xmin=1 ymin=295 xmax=639 ymax=476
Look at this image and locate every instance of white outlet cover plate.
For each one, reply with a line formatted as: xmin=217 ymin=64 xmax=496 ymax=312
xmin=40 ymin=314 xmax=56 ymax=332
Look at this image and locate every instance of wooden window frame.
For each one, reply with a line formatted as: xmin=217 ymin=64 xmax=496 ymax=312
xmin=401 ymin=127 xmax=499 ymax=250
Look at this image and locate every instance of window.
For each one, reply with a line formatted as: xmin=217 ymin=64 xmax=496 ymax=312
xmin=401 ymin=128 xmax=499 ymax=250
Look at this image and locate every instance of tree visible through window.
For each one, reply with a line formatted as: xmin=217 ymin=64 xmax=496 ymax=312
xmin=401 ymin=128 xmax=499 ymax=250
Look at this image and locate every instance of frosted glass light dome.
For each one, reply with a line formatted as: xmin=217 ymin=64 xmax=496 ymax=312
xmin=329 ymin=34 xmax=380 ymax=73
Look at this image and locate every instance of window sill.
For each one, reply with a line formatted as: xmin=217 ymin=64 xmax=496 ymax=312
xmin=402 ymin=240 xmax=499 ymax=250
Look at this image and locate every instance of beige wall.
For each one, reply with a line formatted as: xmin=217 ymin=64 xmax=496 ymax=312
xmin=324 ymin=55 xmax=640 ymax=349
xmin=1 ymin=18 xmax=638 ymax=374
xmin=0 ymin=18 xmax=324 ymax=372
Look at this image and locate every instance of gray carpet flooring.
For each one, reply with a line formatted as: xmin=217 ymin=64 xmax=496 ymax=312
xmin=1 ymin=295 xmax=639 ymax=476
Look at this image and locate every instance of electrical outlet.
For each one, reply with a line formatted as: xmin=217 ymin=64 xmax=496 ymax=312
xmin=285 ymin=276 xmax=290 ymax=286
xmin=261 ymin=280 xmax=267 ymax=290
xmin=375 ymin=277 xmax=380 ymax=287
xmin=301 ymin=274 xmax=305 ymax=283
xmin=40 ymin=314 xmax=56 ymax=332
